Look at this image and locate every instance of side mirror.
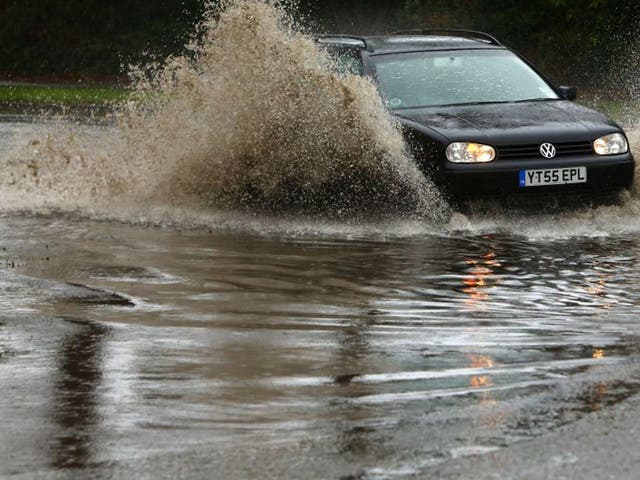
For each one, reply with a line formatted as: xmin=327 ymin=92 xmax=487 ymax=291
xmin=558 ymin=86 xmax=577 ymax=101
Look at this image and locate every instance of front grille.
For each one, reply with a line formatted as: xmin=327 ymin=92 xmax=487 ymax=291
xmin=454 ymin=184 xmax=626 ymax=212
xmin=496 ymin=141 xmax=593 ymax=160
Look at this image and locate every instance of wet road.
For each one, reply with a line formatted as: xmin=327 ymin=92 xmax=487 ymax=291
xmin=2 ymin=215 xmax=640 ymax=479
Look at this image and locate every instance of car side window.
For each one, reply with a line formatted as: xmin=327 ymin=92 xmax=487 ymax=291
xmin=325 ymin=47 xmax=364 ymax=76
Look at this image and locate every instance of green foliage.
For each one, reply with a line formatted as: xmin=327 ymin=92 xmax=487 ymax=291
xmin=456 ymin=0 xmax=638 ymax=86
xmin=0 ymin=0 xmax=205 ymax=77
xmin=301 ymin=0 xmax=638 ymax=87
xmin=0 ymin=0 xmax=637 ymax=88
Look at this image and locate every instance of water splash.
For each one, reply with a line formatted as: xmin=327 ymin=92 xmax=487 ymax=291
xmin=0 ymin=0 xmax=448 ymax=225
xmin=1 ymin=0 xmax=639 ymax=239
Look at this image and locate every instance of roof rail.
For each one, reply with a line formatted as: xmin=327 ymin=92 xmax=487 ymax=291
xmin=315 ymin=35 xmax=374 ymax=52
xmin=391 ymin=29 xmax=502 ymax=46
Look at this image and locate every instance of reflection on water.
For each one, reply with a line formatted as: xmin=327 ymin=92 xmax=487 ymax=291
xmin=462 ymin=249 xmax=501 ymax=305
xmin=469 ymin=354 xmax=494 ymax=389
xmin=50 ymin=320 xmax=109 ymax=470
xmin=1 ymin=217 xmax=640 ymax=478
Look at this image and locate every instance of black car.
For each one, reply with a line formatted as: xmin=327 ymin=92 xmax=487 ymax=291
xmin=317 ymin=30 xmax=635 ymax=207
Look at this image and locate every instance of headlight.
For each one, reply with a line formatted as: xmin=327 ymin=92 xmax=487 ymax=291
xmin=446 ymin=142 xmax=495 ymax=163
xmin=594 ymin=133 xmax=628 ymax=155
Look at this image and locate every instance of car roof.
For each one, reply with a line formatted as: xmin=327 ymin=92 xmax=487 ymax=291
xmin=316 ymin=30 xmax=505 ymax=55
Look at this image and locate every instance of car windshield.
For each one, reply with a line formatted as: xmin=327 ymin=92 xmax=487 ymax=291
xmin=372 ymin=49 xmax=559 ymax=109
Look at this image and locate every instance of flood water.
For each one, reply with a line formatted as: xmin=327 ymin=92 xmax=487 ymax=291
xmin=2 ymin=121 xmax=640 ymax=479
xmin=2 ymin=2 xmax=640 ymax=475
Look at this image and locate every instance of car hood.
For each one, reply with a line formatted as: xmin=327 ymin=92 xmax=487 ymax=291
xmin=394 ymin=101 xmax=621 ymax=144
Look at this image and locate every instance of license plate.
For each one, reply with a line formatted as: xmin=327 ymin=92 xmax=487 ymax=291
xmin=519 ymin=167 xmax=587 ymax=187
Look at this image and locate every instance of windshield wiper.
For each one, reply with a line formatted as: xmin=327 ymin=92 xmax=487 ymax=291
xmin=433 ymin=100 xmax=513 ymax=108
xmin=511 ymin=97 xmax=560 ymax=103
xmin=394 ymin=98 xmax=559 ymax=110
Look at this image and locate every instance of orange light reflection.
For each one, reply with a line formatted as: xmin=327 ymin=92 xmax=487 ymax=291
xmin=462 ymin=250 xmax=499 ymax=306
xmin=468 ymin=353 xmax=503 ymax=427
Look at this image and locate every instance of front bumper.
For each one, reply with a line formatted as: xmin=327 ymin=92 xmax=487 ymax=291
xmin=438 ymin=153 xmax=635 ymax=204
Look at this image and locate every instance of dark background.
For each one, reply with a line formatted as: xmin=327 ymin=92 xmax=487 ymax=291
xmin=0 ymin=0 xmax=638 ymax=89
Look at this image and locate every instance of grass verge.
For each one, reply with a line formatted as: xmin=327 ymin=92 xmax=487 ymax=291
xmin=0 ymin=84 xmax=129 ymax=107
